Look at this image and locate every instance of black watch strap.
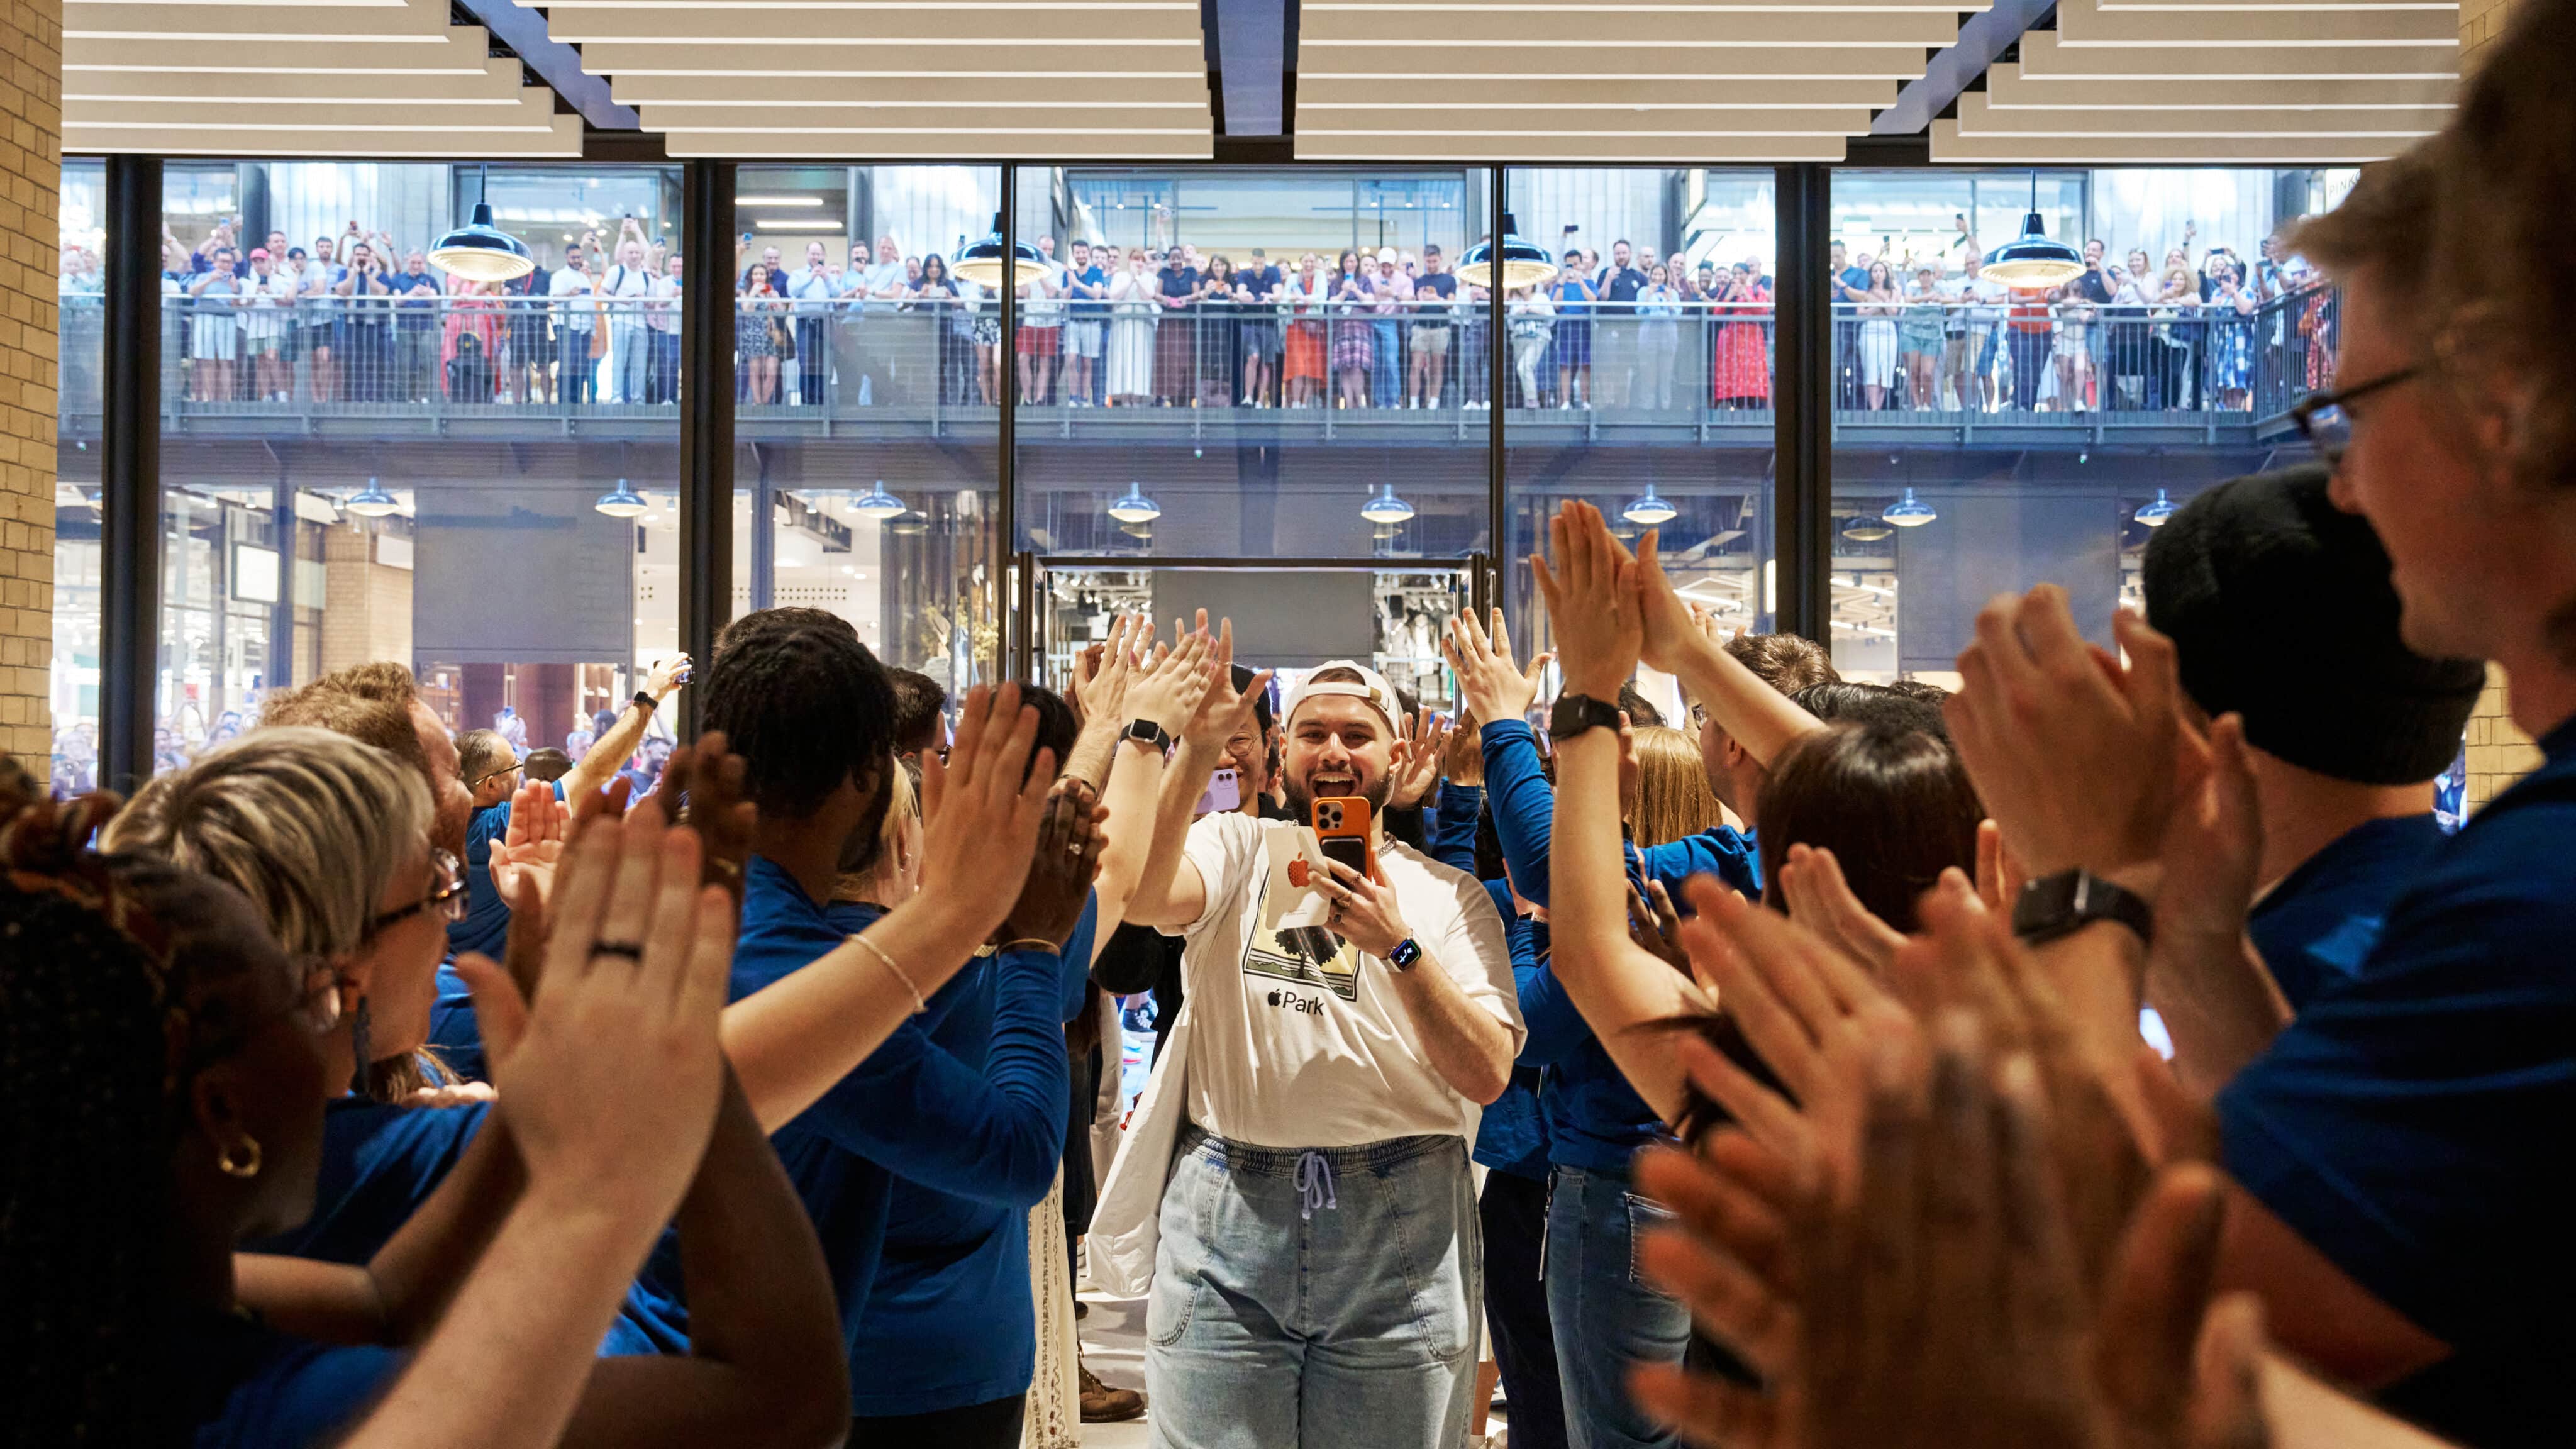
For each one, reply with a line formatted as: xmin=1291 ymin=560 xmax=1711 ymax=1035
xmin=2012 ymin=869 xmax=2154 ymax=949
xmin=1121 ymin=718 xmax=1174 ymax=752
xmin=633 ymin=691 xmax=657 ymax=712
xmin=1549 ymin=693 xmax=1623 ymax=742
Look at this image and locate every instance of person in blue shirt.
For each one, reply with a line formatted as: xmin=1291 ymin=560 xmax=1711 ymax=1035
xmin=654 ymin=607 xmax=1095 ymax=1448
xmin=1428 ymin=771 xmax=1568 ymax=1449
xmin=447 ymin=655 xmax=691 ymax=965
xmin=2140 ymin=464 xmax=2484 ymax=1034
xmin=8 ymin=735 xmax=847 ymax=1449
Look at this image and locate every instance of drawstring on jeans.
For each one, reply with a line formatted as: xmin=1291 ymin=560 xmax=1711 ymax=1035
xmin=1294 ymin=1150 xmax=1338 ymax=1221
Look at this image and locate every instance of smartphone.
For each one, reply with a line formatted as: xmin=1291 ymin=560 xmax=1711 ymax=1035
xmin=1195 ymin=766 xmax=1240 ymax=816
xmin=1311 ymin=796 xmax=1376 ymax=884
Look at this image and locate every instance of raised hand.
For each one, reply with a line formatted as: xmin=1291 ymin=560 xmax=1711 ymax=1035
xmin=645 ymin=652 xmax=693 ymax=702
xmin=1181 ymin=614 xmax=1272 ymax=752
xmin=1634 ymin=528 xmax=1706 ymax=675
xmin=452 ymin=803 xmax=736 ymax=1240
xmin=1945 ymin=594 xmax=2184 ymax=880
xmin=1441 ymin=606 xmax=1552 ymax=727
xmin=1001 ymin=779 xmax=1108 ymax=947
xmin=1532 ymin=500 xmax=1644 ymax=699
xmin=1774 ymin=843 xmax=1909 ymax=977
xmin=916 ymin=683 xmax=1058 ymax=945
xmin=1125 ymin=625 xmax=1215 ymax=739
xmin=1388 ymin=707 xmax=1453 ymax=811
xmin=1628 ymin=880 xmax=1690 ymax=972
xmin=489 ymin=777 xmax=570 ymax=913
xmin=657 ymin=730 xmax=757 ymax=904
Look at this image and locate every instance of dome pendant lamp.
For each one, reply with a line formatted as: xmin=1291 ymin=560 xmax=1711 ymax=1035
xmin=1457 ymin=213 xmax=1558 ymax=292
xmin=1980 ymin=172 xmax=2085 ymax=290
xmin=953 ymin=211 xmax=1047 ymax=290
xmin=429 ymin=163 xmax=535 ymax=284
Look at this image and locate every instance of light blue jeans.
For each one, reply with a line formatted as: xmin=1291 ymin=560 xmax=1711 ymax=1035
xmin=1546 ymin=1165 xmax=1692 ymax=1449
xmin=1146 ymin=1126 xmax=1480 ymax=1449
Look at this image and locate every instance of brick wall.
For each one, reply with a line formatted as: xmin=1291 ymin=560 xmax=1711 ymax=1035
xmin=0 ymin=0 xmax=60 ymax=762
xmin=319 ymin=523 xmax=413 ymax=677
xmin=2460 ymin=0 xmax=2516 ymax=62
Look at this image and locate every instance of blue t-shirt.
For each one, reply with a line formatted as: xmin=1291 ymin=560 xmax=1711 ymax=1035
xmin=448 ymin=781 xmax=569 ymax=963
xmin=246 ymin=1096 xmax=688 ymax=1357
xmin=823 ymin=891 xmax=1094 ymax=1416
xmin=1072 ymin=263 xmax=1109 ymax=318
xmin=1426 ymin=782 xmax=1550 ymax=1181
xmin=2246 ymin=813 xmax=2446 ymax=1011
xmin=638 ymin=857 xmax=1070 ymax=1393
xmin=190 ymin=1313 xmax=399 ymax=1449
xmin=1476 ymin=720 xmax=1760 ymax=1177
xmin=425 ymin=958 xmax=487 ymax=1082
xmin=2218 ymin=716 xmax=2576 ymax=1449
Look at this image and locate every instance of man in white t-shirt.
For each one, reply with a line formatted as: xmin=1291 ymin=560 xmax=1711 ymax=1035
xmin=1099 ymin=650 xmax=1521 ymax=1449
xmin=549 ymin=243 xmax=599 ymax=404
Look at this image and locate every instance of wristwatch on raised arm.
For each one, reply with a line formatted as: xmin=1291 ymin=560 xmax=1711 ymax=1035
xmin=1385 ymin=938 xmax=1423 ymax=973
xmin=1121 ymin=718 xmax=1174 ymax=753
xmin=2011 ymin=869 xmax=2155 ymax=949
xmin=1548 ymin=693 xmax=1623 ymax=743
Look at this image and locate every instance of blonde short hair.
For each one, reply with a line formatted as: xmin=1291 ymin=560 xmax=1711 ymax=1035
xmin=103 ymin=728 xmax=434 ymax=965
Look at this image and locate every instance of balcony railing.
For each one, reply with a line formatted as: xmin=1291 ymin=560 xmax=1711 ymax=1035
xmin=61 ymin=282 xmax=2334 ymax=445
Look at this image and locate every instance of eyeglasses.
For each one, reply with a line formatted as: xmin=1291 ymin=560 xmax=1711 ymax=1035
xmin=367 ymin=847 xmax=467 ymax=935
xmin=2289 ymin=366 xmax=2420 ymax=462
xmin=465 ymin=757 xmax=522 ymax=790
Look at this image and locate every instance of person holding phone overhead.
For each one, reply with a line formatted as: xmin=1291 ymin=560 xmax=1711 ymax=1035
xmin=1095 ymin=634 xmax=1522 ymax=1449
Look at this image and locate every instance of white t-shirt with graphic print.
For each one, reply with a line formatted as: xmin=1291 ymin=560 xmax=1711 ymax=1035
xmin=1168 ymin=810 xmax=1523 ymax=1150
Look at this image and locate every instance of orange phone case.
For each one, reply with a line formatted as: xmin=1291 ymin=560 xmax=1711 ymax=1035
xmin=1309 ymin=795 xmax=1378 ymax=886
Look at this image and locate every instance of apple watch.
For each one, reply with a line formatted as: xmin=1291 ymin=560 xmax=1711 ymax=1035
xmin=2012 ymin=869 xmax=2155 ymax=949
xmin=1548 ymin=693 xmax=1623 ymax=743
xmin=1385 ymin=938 xmax=1423 ymax=973
xmin=1121 ymin=719 xmax=1174 ymax=752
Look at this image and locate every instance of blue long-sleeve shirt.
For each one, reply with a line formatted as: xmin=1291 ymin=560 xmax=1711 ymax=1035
xmin=1430 ymin=784 xmax=1548 ymax=1180
xmin=1477 ymin=719 xmax=1761 ymax=1177
xmin=636 ymin=857 xmax=1070 ymax=1380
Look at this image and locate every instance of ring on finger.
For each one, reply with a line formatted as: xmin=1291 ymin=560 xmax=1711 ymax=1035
xmin=591 ymin=940 xmax=646 ymax=962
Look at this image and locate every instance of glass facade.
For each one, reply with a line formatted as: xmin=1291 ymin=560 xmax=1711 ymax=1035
xmin=1502 ymin=168 xmax=1780 ymax=718
xmin=38 ymin=158 xmax=2361 ymax=780
xmin=151 ymin=160 xmax=686 ymax=772
xmin=51 ymin=159 xmax=106 ymax=794
xmin=731 ymin=164 xmax=1006 ymax=696
xmin=1826 ymin=167 xmax=2334 ymax=680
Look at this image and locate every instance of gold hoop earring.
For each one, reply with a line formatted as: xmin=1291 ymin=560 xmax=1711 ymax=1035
xmin=217 ymin=1137 xmax=263 ymax=1179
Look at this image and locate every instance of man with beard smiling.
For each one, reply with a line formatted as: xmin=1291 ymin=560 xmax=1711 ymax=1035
xmin=1092 ymin=649 xmax=1521 ymax=1449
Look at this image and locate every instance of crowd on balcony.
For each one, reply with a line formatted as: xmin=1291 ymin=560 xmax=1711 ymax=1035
xmin=1833 ymin=218 xmax=2336 ymax=415
xmin=108 ymin=211 xmax=2331 ymax=421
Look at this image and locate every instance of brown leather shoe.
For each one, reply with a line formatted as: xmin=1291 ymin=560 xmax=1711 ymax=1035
xmin=1079 ymin=1363 xmax=1146 ymax=1424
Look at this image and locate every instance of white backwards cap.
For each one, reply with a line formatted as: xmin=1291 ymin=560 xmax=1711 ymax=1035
xmin=1282 ymin=662 xmax=1402 ymax=735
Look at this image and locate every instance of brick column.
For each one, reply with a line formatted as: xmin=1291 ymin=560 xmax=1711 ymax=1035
xmin=0 ymin=0 xmax=62 ymax=762
xmin=2463 ymin=662 xmax=2544 ymax=813
xmin=2460 ymin=0 xmax=2517 ymax=63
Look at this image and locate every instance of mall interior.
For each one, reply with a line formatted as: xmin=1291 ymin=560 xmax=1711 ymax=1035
xmin=3 ymin=0 xmax=2567 ymax=1444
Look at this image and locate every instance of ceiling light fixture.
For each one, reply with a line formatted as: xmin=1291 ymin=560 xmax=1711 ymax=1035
xmin=1841 ymin=516 xmax=1895 ymax=542
xmin=1623 ymin=484 xmax=1678 ymax=527
xmin=343 ymin=477 xmax=402 ymax=518
xmin=887 ymin=512 xmax=929 ymax=536
xmin=853 ymin=481 xmax=908 ymax=520
xmin=735 ymin=195 xmax=826 ymax=208
xmin=1980 ymin=170 xmax=2085 ymax=289
xmin=1107 ymin=482 xmax=1162 ymax=524
xmin=594 ymin=478 xmax=649 ymax=518
xmin=1457 ymin=211 xmax=1558 ymax=291
xmin=1360 ymin=484 xmax=1416 ymax=525
xmin=953 ymin=209 xmax=1046 ymax=289
xmin=429 ymin=162 xmax=535 ymax=283
xmin=2134 ymin=488 xmax=2179 ymax=527
xmin=1882 ymin=488 xmax=1938 ymax=528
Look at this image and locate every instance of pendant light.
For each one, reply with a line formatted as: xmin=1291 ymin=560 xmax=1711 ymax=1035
xmin=1882 ymin=488 xmax=1938 ymax=528
xmin=1981 ymin=172 xmax=2085 ymax=290
xmin=1623 ymin=484 xmax=1678 ymax=527
xmin=2134 ymin=488 xmax=2179 ymax=527
xmin=887 ymin=511 xmax=929 ymax=536
xmin=429 ymin=163 xmax=535 ymax=284
xmin=953 ymin=211 xmax=1046 ymax=290
xmin=1457 ymin=212 xmax=1558 ymax=292
xmin=853 ymin=481 xmax=908 ymax=521
xmin=593 ymin=479 xmax=648 ymax=518
xmin=1841 ymin=516 xmax=1895 ymax=543
xmin=1107 ymin=483 xmax=1162 ymax=524
xmin=344 ymin=477 xmax=401 ymax=518
xmin=1360 ymin=484 xmax=1416 ymax=525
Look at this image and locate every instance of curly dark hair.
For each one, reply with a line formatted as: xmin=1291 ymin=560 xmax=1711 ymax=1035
xmin=1017 ymin=683 xmax=1079 ymax=786
xmin=3 ymin=786 xmax=299 ymax=1446
xmin=701 ymin=608 xmax=896 ymax=823
xmin=886 ymin=669 xmax=948 ymax=760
